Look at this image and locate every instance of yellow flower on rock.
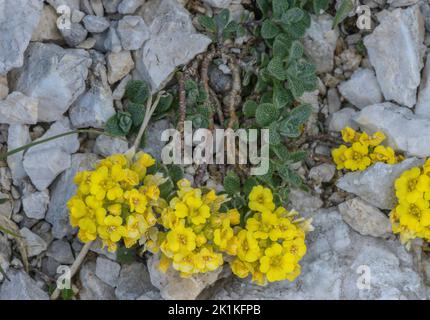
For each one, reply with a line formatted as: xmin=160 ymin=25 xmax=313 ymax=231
xmin=259 ymin=243 xmax=295 ymax=282
xmin=395 ymin=167 xmax=422 ymax=203
xmin=248 ymin=185 xmax=275 ymax=213
xmin=341 ymin=127 xmax=359 ymax=143
xmin=370 ymin=145 xmax=397 ymax=165
xmin=332 ymin=145 xmax=348 ymax=170
xmin=165 ymin=223 xmax=196 ymax=253
xmin=343 ymin=142 xmax=372 ymax=171
xmin=124 ymin=189 xmax=148 ymax=214
xmin=237 ymin=230 xmax=261 ymax=263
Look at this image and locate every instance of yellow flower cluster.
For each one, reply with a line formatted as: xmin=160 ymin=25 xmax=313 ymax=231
xmin=228 ymin=186 xmax=311 ymax=285
xmin=67 ymin=153 xmax=165 ymax=252
xmin=153 ymin=179 xmax=233 ymax=277
xmin=331 ymin=127 xmax=402 ymax=171
xmin=390 ymin=159 xmax=430 ymax=246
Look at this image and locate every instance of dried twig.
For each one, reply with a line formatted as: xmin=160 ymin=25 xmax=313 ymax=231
xmin=177 ymin=72 xmax=187 ymax=136
xmin=227 ymin=56 xmax=241 ymax=128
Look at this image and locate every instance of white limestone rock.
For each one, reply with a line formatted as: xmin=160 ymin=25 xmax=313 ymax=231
xmin=415 ymin=53 xmax=430 ymax=116
xmin=31 ymin=4 xmax=63 ymax=42
xmin=0 ymin=269 xmax=49 ymax=300
xmin=353 ymin=102 xmax=430 ymax=158
xmin=93 ymin=135 xmax=129 ymax=157
xmin=0 ymin=92 xmax=38 ymax=125
xmin=22 ymin=190 xmax=50 ymax=220
xmin=336 ymin=157 xmax=424 ymax=210
xmin=0 ymin=0 xmax=43 ymax=75
xmin=328 ymin=107 xmax=358 ymax=132
xmin=117 ymin=15 xmax=150 ymax=50
xmin=107 ymin=51 xmax=135 ymax=84
xmin=338 ymin=68 xmax=383 ymax=109
xmin=20 ymin=227 xmax=48 ymax=257
xmin=363 ymin=6 xmax=425 ymax=108
xmin=7 ymin=124 xmax=30 ymax=184
xmin=14 ymin=43 xmax=91 ymax=122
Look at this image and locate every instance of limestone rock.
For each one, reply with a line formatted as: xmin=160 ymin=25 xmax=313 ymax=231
xmin=353 ymin=102 xmax=430 ymax=157
xmin=118 ymin=0 xmax=145 ymax=14
xmin=95 ymin=256 xmax=121 ymax=287
xmin=79 ymin=261 xmax=117 ymax=300
xmin=46 ymin=239 xmax=74 ymax=264
xmin=107 ymin=51 xmax=135 ymax=84
xmin=115 ymin=262 xmax=154 ymax=300
xmin=20 ymin=227 xmax=48 ymax=257
xmin=93 ymin=135 xmax=129 ymax=157
xmin=415 ymin=53 xmax=430 ymax=116
xmin=0 ymin=269 xmax=49 ymax=300
xmin=328 ymin=107 xmax=358 ymax=132
xmin=117 ymin=15 xmax=150 ymax=50
xmin=338 ymin=68 xmax=383 ymax=109
xmin=7 ymin=124 xmax=31 ymax=184
xmin=363 ymin=6 xmax=425 ymax=108
xmin=336 ymin=157 xmax=424 ymax=210
xmin=0 ymin=92 xmax=38 ymax=125
xmin=14 ymin=43 xmax=91 ymax=122
xmin=0 ymin=0 xmax=43 ymax=75
xmin=83 ymin=15 xmax=110 ymax=33
xmin=22 ymin=190 xmax=50 ymax=220
xmin=31 ymin=4 xmax=63 ymax=42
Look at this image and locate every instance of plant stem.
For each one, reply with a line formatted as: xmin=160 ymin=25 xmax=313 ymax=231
xmin=0 ymin=129 xmax=117 ymax=160
xmin=50 ymin=241 xmax=93 ymax=300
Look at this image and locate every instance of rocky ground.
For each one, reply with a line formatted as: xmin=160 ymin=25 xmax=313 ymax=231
xmin=1 ymin=0 xmax=430 ymax=300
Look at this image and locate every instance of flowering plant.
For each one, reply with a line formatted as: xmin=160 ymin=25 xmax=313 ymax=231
xmin=390 ymin=159 xmax=430 ymax=247
xmin=332 ymin=127 xmax=402 ymax=171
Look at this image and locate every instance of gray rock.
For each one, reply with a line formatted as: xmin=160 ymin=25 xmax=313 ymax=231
xmin=22 ymin=190 xmax=50 ymax=220
xmin=354 ymin=102 xmax=430 ymax=157
xmin=142 ymin=119 xmax=172 ymax=161
xmin=7 ymin=124 xmax=30 ymax=184
xmin=303 ymin=14 xmax=339 ymax=74
xmin=337 ymin=157 xmax=424 ymax=210
xmin=134 ymin=0 xmax=211 ymax=91
xmin=0 ymin=0 xmax=43 ymax=75
xmin=103 ymin=0 xmax=122 ymax=13
xmin=41 ymin=257 xmax=61 ymax=278
xmin=117 ymin=15 xmax=150 ymax=50
xmin=14 ymin=43 xmax=91 ymax=122
xmin=89 ymin=238 xmax=117 ymax=260
xmin=0 ymin=76 xmax=8 ymax=99
xmin=107 ymin=51 xmax=135 ymax=84
xmin=209 ymin=65 xmax=232 ymax=93
xmin=420 ymin=0 xmax=430 ymax=32
xmin=0 ymin=92 xmax=38 ymax=125
xmin=46 ymin=0 xmax=80 ymax=11
xmin=415 ymin=53 xmax=430 ymax=116
xmin=309 ymin=163 xmax=336 ymax=183
xmin=60 ymin=23 xmax=88 ymax=47
xmin=338 ymin=198 xmax=392 ymax=238
xmin=83 ymin=15 xmax=110 ymax=33
xmin=148 ymin=254 xmax=222 ymax=300
xmin=93 ymin=135 xmax=129 ymax=157
xmin=328 ymin=107 xmax=358 ymax=132
xmin=118 ymin=0 xmax=145 ymax=14
xmin=23 ymin=149 xmax=71 ymax=191
xmin=31 ymin=4 xmax=63 ymax=42
xmin=71 ymin=9 xmax=85 ymax=23
xmin=210 ymin=208 xmax=427 ymax=300
xmin=0 ymin=192 xmax=12 ymax=218
xmin=91 ymin=0 xmax=105 ymax=16
xmin=112 ymin=75 xmax=131 ymax=100
xmin=115 ymin=262 xmax=154 ymax=300
xmin=80 ymin=261 xmax=117 ymax=300
xmin=69 ymin=84 xmax=115 ymax=128
xmin=202 ymin=0 xmax=232 ymax=8
xmin=0 ymin=234 xmax=11 ymax=280
xmin=46 ymin=153 xmax=99 ymax=239
xmin=388 ymin=0 xmax=419 ymax=7
xmin=0 ymin=269 xmax=49 ymax=300
xmin=46 ymin=239 xmax=74 ymax=264
xmin=27 ymin=117 xmax=80 ymax=155
xmin=363 ymin=6 xmax=425 ymax=108
xmin=338 ymin=68 xmax=383 ymax=109
xmin=95 ymin=256 xmax=121 ymax=287
xmin=20 ymin=227 xmax=48 ymax=257
xmin=288 ymin=188 xmax=323 ymax=216
xmin=104 ymin=25 xmax=123 ymax=53
xmin=327 ymin=88 xmax=341 ymax=114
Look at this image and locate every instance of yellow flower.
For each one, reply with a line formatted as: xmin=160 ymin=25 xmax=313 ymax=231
xmin=331 ymin=145 xmax=348 ymax=170
xmin=370 ymin=145 xmax=397 ymax=165
xmin=341 ymin=127 xmax=359 ymax=143
xmin=359 ymin=131 xmax=385 ymax=147
xmin=213 ymin=219 xmax=234 ymax=250
xmin=230 ymin=259 xmax=253 ymax=278
xmin=237 ymin=230 xmax=261 ymax=263
xmin=195 ymin=247 xmax=223 ymax=272
xmin=132 ymin=152 xmax=155 ymax=179
xmin=98 ymin=215 xmax=126 ymax=243
xmin=283 ymin=237 xmax=307 ymax=261
xmin=259 ymin=243 xmax=295 ymax=282
xmin=395 ymin=167 xmax=423 ymax=203
xmin=343 ymin=142 xmax=371 ymax=171
xmin=106 ymin=185 xmax=124 ymax=201
xmin=165 ymin=223 xmax=196 ymax=253
xmin=227 ymin=208 xmax=240 ymax=226
xmin=173 ymin=201 xmax=189 ymax=218
xmin=124 ymin=189 xmax=148 ymax=213
xmin=396 ymin=199 xmax=430 ymax=231
xmin=248 ymin=185 xmax=275 ymax=213
xmin=77 ymin=218 xmax=97 ymax=242
xmin=172 ymin=252 xmax=195 ymax=274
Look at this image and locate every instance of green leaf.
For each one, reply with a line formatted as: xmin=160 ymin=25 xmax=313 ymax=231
xmin=215 ymin=9 xmax=230 ymax=30
xmin=127 ymin=103 xmax=145 ymax=127
xmin=198 ymin=15 xmax=217 ymax=33
xmin=256 ymin=0 xmax=271 ymax=17
xmin=224 ymin=171 xmax=241 ymax=195
xmin=268 ymin=122 xmax=282 ymax=145
xmin=287 ymin=150 xmax=307 ymax=163
xmin=333 ymin=0 xmax=354 ymax=28
xmin=286 ymin=61 xmax=317 ymax=98
xmin=255 ymin=103 xmax=279 ymax=127
xmin=272 ymin=0 xmax=289 ymax=18
xmin=124 ymin=80 xmax=150 ymax=104
xmin=273 ymin=34 xmax=292 ymax=58
xmin=288 ymin=40 xmax=304 ymax=61
xmin=279 ymin=104 xmax=312 ymax=137
xmin=280 ymin=9 xmax=310 ymax=38
xmin=169 ymin=165 xmax=184 ymax=183
xmin=243 ymin=100 xmax=258 ymax=117
xmin=117 ymin=112 xmax=133 ymax=134
xmin=61 ymin=289 xmax=74 ymax=300
xmin=105 ymin=115 xmax=126 ymax=136
xmin=155 ymin=92 xmax=174 ymax=115
xmin=117 ymin=246 xmax=137 ymax=264
xmin=313 ymin=0 xmax=329 ymax=14
xmin=278 ymin=167 xmax=303 ymax=187
xmin=267 ymin=56 xmax=287 ymax=81
xmin=273 ymin=81 xmax=292 ymax=109
xmin=261 ymin=20 xmax=280 ymax=39
xmin=282 ymin=8 xmax=305 ymax=24
xmin=243 ymin=177 xmax=258 ymax=195
xmin=223 ymin=21 xmax=239 ymax=39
